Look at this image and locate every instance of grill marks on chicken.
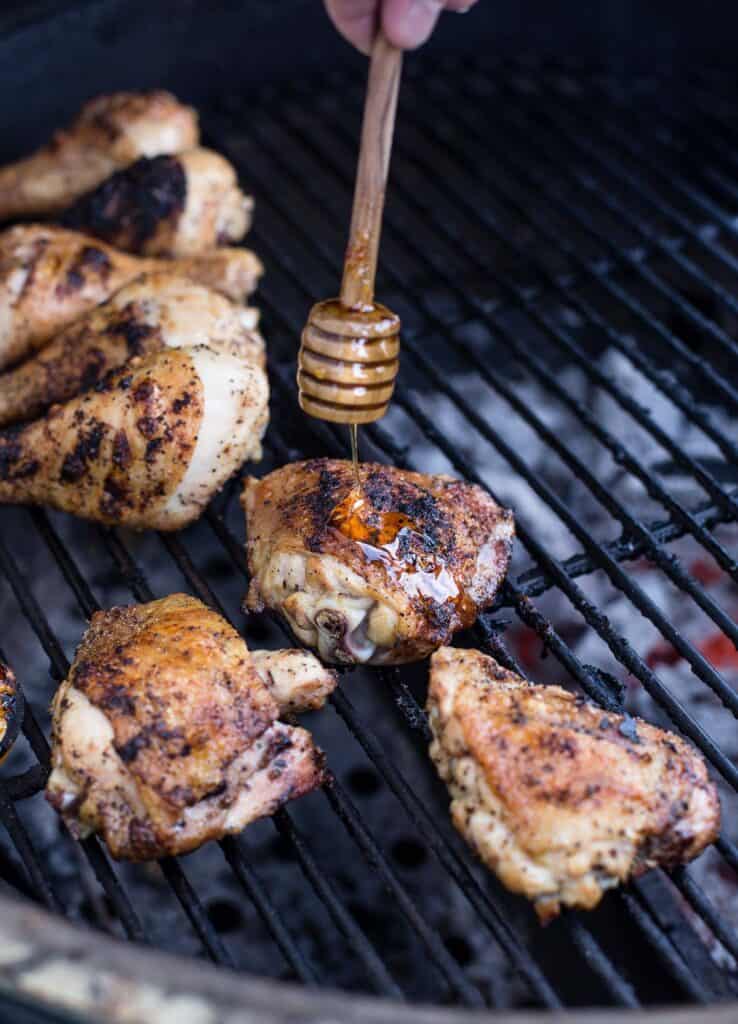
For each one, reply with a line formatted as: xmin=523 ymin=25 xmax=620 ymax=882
xmin=0 ymin=334 xmax=268 ymax=530
xmin=45 ymin=595 xmax=329 ymax=860
xmin=427 ymin=647 xmax=721 ymax=921
xmin=0 ymin=273 xmax=264 ymax=427
xmin=61 ymin=148 xmax=253 ymax=257
xmin=0 ymin=225 xmax=263 ymax=371
xmin=0 ymin=91 xmax=199 ymax=220
xmin=242 ymin=460 xmax=514 ymax=664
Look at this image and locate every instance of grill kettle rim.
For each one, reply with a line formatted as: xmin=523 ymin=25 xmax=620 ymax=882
xmin=0 ymin=893 xmax=734 ymax=1023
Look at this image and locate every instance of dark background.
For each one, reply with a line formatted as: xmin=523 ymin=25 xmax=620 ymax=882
xmin=0 ymin=0 xmax=737 ymax=157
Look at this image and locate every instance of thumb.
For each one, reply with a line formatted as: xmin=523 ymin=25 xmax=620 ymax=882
xmin=381 ymin=0 xmax=443 ymax=50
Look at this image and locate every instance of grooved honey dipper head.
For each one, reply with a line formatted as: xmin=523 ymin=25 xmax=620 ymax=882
xmin=298 ymin=298 xmax=400 ymax=425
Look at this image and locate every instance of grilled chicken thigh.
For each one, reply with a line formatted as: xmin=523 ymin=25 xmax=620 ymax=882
xmin=0 ymin=338 xmax=268 ymax=530
xmin=46 ymin=595 xmax=327 ymax=860
xmin=0 ymin=225 xmax=263 ymax=371
xmin=0 ymin=662 xmax=21 ymax=763
xmin=61 ymin=148 xmax=253 ymax=257
xmin=243 ymin=460 xmax=514 ymax=664
xmin=0 ymin=91 xmax=198 ymax=220
xmin=0 ymin=273 xmax=263 ymax=427
xmin=428 ymin=648 xmax=720 ymax=921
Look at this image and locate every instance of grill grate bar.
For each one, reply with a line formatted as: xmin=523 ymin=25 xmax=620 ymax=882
xmin=158 ymin=858 xmax=234 ymax=967
xmin=272 ymin=808 xmax=404 ymax=1000
xmin=672 ymin=866 xmax=738 ymax=964
xmin=620 ymin=891 xmax=712 ymax=1004
xmin=218 ymin=836 xmax=319 ymax=986
xmin=0 ymin=794 xmax=60 ymax=912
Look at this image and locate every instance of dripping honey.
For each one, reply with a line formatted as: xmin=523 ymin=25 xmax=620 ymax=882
xmin=328 ymin=460 xmax=476 ymax=626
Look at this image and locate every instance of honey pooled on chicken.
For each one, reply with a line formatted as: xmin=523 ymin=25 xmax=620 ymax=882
xmin=46 ymin=594 xmax=333 ymax=860
xmin=243 ymin=459 xmax=514 ymax=664
xmin=428 ymin=647 xmax=721 ymax=921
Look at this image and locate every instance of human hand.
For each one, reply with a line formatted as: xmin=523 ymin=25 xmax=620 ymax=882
xmin=325 ymin=0 xmax=479 ymax=54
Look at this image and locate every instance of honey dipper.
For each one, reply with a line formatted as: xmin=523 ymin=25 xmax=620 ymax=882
xmin=298 ymin=32 xmax=403 ymax=425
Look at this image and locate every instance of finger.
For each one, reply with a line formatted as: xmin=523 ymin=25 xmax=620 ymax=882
xmin=381 ymin=0 xmax=443 ymax=50
xmin=444 ymin=0 xmax=479 ymax=10
xmin=324 ymin=0 xmax=378 ymax=55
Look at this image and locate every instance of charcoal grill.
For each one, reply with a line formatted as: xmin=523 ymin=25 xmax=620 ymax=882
xmin=0 ymin=1 xmax=737 ymax=1020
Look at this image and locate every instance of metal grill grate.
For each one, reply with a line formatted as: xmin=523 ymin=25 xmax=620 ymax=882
xmin=1 ymin=56 xmax=738 ymax=1012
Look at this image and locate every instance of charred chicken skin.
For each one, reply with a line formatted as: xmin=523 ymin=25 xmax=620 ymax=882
xmin=0 ymin=91 xmax=198 ymax=220
xmin=0 ymin=336 xmax=268 ymax=530
xmin=242 ymin=460 xmax=514 ymax=664
xmin=0 ymin=272 xmax=263 ymax=427
xmin=46 ymin=595 xmax=331 ymax=860
xmin=427 ymin=647 xmax=721 ymax=921
xmin=0 ymin=224 xmax=263 ymax=371
xmin=0 ymin=662 xmax=21 ymax=763
xmin=61 ymin=148 xmax=253 ymax=258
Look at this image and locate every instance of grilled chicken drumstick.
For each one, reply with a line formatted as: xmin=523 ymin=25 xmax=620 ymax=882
xmin=0 ymin=224 xmax=263 ymax=371
xmin=243 ymin=460 xmax=514 ymax=664
xmin=427 ymin=647 xmax=721 ymax=921
xmin=61 ymin=148 xmax=253 ymax=257
xmin=46 ymin=595 xmax=332 ymax=860
xmin=0 ymin=91 xmax=198 ymax=220
xmin=0 ymin=338 xmax=268 ymax=530
xmin=0 ymin=273 xmax=263 ymax=427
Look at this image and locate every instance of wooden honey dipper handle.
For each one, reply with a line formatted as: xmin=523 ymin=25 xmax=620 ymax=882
xmin=298 ymin=32 xmax=403 ymax=425
xmin=341 ymin=33 xmax=403 ymax=311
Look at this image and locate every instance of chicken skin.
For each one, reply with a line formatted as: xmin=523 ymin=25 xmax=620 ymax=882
xmin=427 ymin=647 xmax=721 ymax=922
xmin=0 ymin=273 xmax=263 ymax=427
xmin=0 ymin=662 xmax=21 ymax=763
xmin=61 ymin=148 xmax=253 ymax=258
xmin=0 ymin=225 xmax=263 ymax=371
xmin=0 ymin=91 xmax=198 ymax=220
xmin=242 ymin=460 xmax=514 ymax=664
xmin=0 ymin=337 xmax=268 ymax=531
xmin=45 ymin=595 xmax=330 ymax=861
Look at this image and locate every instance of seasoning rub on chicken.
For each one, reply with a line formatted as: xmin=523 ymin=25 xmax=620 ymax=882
xmin=0 ymin=326 xmax=268 ymax=530
xmin=0 ymin=272 xmax=263 ymax=427
xmin=61 ymin=148 xmax=253 ymax=257
xmin=0 ymin=662 xmax=21 ymax=763
xmin=0 ymin=91 xmax=199 ymax=220
xmin=46 ymin=595 xmax=334 ymax=860
xmin=0 ymin=224 xmax=263 ymax=371
xmin=243 ymin=460 xmax=514 ymax=664
xmin=427 ymin=647 xmax=721 ymax=921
